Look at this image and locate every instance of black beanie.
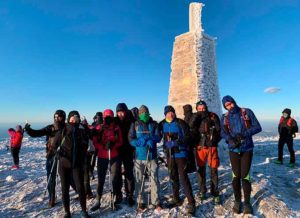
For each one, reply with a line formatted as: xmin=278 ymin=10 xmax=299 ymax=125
xmin=183 ymin=104 xmax=193 ymax=113
xmin=116 ymin=103 xmax=128 ymax=113
xmin=54 ymin=109 xmax=66 ymax=122
xmin=164 ymin=105 xmax=175 ymax=116
xmin=68 ymin=110 xmax=80 ymax=122
xmin=196 ymin=100 xmax=207 ymax=110
xmin=282 ymin=108 xmax=291 ymax=116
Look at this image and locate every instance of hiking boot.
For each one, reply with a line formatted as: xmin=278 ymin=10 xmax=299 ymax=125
xmin=63 ymin=212 xmax=71 ymax=218
xmin=86 ymin=193 xmax=94 ymax=200
xmin=274 ymin=160 xmax=283 ymax=165
xmin=155 ymin=203 xmax=162 ymax=212
xmin=287 ymin=163 xmax=295 ymax=168
xmin=48 ymin=199 xmax=55 ymax=208
xmin=80 ymin=211 xmax=91 ymax=218
xmin=90 ymin=201 xmax=101 ymax=211
xmin=127 ymin=196 xmax=135 ymax=207
xmin=232 ymin=201 xmax=241 ymax=214
xmin=186 ymin=204 xmax=195 ymax=216
xmin=114 ymin=195 xmax=122 ymax=205
xmin=198 ymin=192 xmax=206 ymax=201
xmin=11 ymin=165 xmax=19 ymax=169
xmin=137 ymin=203 xmax=147 ymax=213
xmin=243 ymin=202 xmax=253 ymax=214
xmin=213 ymin=195 xmax=221 ymax=205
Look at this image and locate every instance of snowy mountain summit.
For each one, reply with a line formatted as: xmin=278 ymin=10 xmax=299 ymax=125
xmin=0 ymin=135 xmax=299 ymax=217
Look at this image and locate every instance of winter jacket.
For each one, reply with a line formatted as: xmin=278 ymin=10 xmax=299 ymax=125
xmin=25 ymin=123 xmax=64 ymax=157
xmin=128 ymin=118 xmax=161 ymax=160
xmin=94 ymin=123 xmax=123 ymax=159
xmin=278 ymin=117 xmax=298 ymax=138
xmin=115 ymin=110 xmax=135 ymax=153
xmin=159 ymin=118 xmax=191 ymax=158
xmin=190 ymin=111 xmax=221 ymax=147
xmin=220 ymin=95 xmax=262 ymax=153
xmin=8 ymin=129 xmax=23 ymax=148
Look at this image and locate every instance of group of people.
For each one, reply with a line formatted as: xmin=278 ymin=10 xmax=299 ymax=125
xmin=7 ymin=95 xmax=298 ymax=217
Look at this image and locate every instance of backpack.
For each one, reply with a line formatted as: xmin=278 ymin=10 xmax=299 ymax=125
xmin=279 ymin=116 xmax=293 ymax=128
xmin=223 ymin=108 xmax=251 ymax=134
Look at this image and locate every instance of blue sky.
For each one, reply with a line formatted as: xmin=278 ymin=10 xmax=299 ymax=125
xmin=0 ymin=0 xmax=299 ymax=125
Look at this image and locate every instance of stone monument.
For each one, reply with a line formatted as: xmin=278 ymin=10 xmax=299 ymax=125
xmin=168 ymin=2 xmax=222 ymax=118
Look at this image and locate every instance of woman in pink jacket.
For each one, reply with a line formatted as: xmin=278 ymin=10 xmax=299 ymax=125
xmin=8 ymin=125 xmax=24 ymax=169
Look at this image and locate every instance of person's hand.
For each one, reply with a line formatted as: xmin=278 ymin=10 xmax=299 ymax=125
xmin=146 ymin=139 xmax=154 ymax=149
xmin=137 ymin=137 xmax=146 ymax=147
xmin=292 ymin=133 xmax=296 ymax=138
xmin=24 ymin=123 xmax=31 ymax=131
xmin=166 ymin=140 xmax=178 ymax=149
xmin=105 ymin=141 xmax=113 ymax=150
xmin=234 ymin=134 xmax=245 ymax=145
xmin=228 ymin=138 xmax=240 ymax=149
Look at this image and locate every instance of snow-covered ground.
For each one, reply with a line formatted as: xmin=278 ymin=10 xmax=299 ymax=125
xmin=0 ymin=134 xmax=299 ymax=217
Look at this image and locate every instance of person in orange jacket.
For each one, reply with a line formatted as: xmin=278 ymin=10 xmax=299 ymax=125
xmin=8 ymin=125 xmax=24 ymax=169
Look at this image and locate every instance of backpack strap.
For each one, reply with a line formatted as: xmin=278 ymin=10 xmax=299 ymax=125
xmin=241 ymin=108 xmax=251 ymax=129
xmin=223 ymin=112 xmax=230 ymax=133
xmin=287 ymin=118 xmax=294 ymax=128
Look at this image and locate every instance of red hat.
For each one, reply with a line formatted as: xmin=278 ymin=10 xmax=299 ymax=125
xmin=103 ymin=109 xmax=114 ymax=118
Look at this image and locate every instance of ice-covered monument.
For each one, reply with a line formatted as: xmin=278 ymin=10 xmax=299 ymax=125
xmin=168 ymin=2 xmax=222 ymax=118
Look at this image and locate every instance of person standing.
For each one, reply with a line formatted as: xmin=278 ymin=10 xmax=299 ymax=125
xmin=220 ymin=95 xmax=262 ymax=214
xmin=128 ymin=105 xmax=162 ymax=212
xmin=190 ymin=100 xmax=221 ymax=204
xmin=91 ymin=109 xmax=123 ymax=211
xmin=159 ymin=105 xmax=196 ymax=216
xmin=275 ymin=108 xmax=298 ymax=167
xmin=114 ymin=103 xmax=135 ymax=206
xmin=24 ymin=110 xmax=66 ymax=208
xmin=8 ymin=125 xmax=24 ymax=169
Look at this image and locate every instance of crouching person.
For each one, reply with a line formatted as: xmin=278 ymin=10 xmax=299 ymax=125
xmin=91 ymin=109 xmax=123 ymax=211
xmin=129 ymin=105 xmax=162 ymax=212
xmin=159 ymin=105 xmax=196 ymax=216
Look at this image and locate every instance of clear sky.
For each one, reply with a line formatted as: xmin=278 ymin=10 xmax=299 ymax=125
xmin=0 ymin=0 xmax=299 ymax=125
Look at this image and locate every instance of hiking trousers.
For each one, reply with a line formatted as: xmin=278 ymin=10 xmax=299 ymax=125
xmin=167 ymin=156 xmax=195 ymax=205
xmin=58 ymin=157 xmax=86 ymax=213
xmin=229 ymin=151 xmax=253 ymax=203
xmin=278 ymin=136 xmax=295 ymax=164
xmin=195 ymin=146 xmax=219 ymax=196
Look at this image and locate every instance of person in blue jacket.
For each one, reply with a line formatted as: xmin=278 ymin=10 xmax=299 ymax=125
xmin=220 ymin=95 xmax=262 ymax=215
xmin=159 ymin=105 xmax=196 ymax=216
xmin=128 ymin=105 xmax=162 ymax=212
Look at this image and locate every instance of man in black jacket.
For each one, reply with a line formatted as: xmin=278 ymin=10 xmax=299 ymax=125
xmin=190 ymin=100 xmax=221 ymax=204
xmin=275 ymin=108 xmax=298 ymax=167
xmin=114 ymin=103 xmax=135 ymax=206
xmin=24 ymin=109 xmax=66 ymax=208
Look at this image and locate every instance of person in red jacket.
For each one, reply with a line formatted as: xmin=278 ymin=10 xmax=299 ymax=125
xmin=8 ymin=125 xmax=24 ymax=169
xmin=91 ymin=109 xmax=123 ymax=211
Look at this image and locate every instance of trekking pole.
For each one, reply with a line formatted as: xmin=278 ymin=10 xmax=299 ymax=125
xmin=147 ymin=158 xmax=151 ymax=207
xmin=40 ymin=149 xmax=59 ymax=202
xmin=108 ymin=147 xmax=115 ymax=211
xmin=136 ymin=148 xmax=150 ymax=214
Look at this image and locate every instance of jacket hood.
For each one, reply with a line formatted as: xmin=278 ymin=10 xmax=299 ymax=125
xmin=282 ymin=108 xmax=291 ymax=116
xmin=183 ymin=104 xmax=193 ymax=114
xmin=116 ymin=103 xmax=128 ymax=112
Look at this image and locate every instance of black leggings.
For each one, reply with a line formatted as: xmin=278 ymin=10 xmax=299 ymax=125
xmin=229 ymin=151 xmax=253 ymax=203
xmin=278 ymin=136 xmax=295 ymax=163
xmin=11 ymin=147 xmax=20 ymax=166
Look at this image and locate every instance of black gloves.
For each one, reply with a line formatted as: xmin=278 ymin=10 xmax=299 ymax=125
xmin=104 ymin=141 xmax=114 ymax=150
xmin=228 ymin=134 xmax=245 ymax=149
xmin=24 ymin=123 xmax=31 ymax=131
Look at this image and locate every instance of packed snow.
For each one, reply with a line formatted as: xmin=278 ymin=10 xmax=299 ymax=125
xmin=0 ymin=133 xmax=299 ymax=217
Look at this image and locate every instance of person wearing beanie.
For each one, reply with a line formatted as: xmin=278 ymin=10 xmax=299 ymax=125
xmin=7 ymin=125 xmax=24 ymax=169
xmin=189 ymin=100 xmax=221 ymax=204
xmin=275 ymin=108 xmax=298 ymax=167
xmin=131 ymin=107 xmax=139 ymax=121
xmin=220 ymin=95 xmax=261 ymax=214
xmin=128 ymin=105 xmax=162 ymax=212
xmin=158 ymin=105 xmax=196 ymax=216
xmin=91 ymin=109 xmax=123 ymax=211
xmin=114 ymin=103 xmax=136 ymax=206
xmin=24 ymin=109 xmax=66 ymax=208
xmin=57 ymin=110 xmax=90 ymax=218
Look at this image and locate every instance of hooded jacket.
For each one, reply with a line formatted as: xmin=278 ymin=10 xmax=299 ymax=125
xmin=278 ymin=108 xmax=298 ymax=137
xmin=128 ymin=117 xmax=161 ymax=160
xmin=220 ymin=95 xmax=262 ymax=153
xmin=8 ymin=127 xmax=23 ymax=148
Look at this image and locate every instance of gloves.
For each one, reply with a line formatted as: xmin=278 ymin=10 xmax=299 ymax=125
xmin=165 ymin=140 xmax=178 ymax=149
xmin=104 ymin=141 xmax=113 ymax=150
xmin=24 ymin=123 xmax=31 ymax=131
xmin=234 ymin=134 xmax=245 ymax=145
xmin=228 ymin=138 xmax=240 ymax=149
xmin=146 ymin=139 xmax=154 ymax=149
xmin=136 ymin=137 xmax=146 ymax=147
